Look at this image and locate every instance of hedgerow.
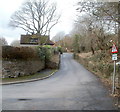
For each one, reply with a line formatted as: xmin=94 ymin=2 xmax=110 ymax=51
xmin=2 ymin=45 xmax=60 ymax=61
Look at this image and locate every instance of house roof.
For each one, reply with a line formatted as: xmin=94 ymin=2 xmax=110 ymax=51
xmin=44 ymin=40 xmax=55 ymax=45
xmin=20 ymin=34 xmax=54 ymax=45
xmin=20 ymin=35 xmax=38 ymax=45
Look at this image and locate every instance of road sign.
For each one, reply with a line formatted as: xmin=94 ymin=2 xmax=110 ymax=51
xmin=112 ymin=44 xmax=118 ymax=53
xmin=112 ymin=54 xmax=117 ymax=61
xmin=116 ymin=61 xmax=120 ymax=65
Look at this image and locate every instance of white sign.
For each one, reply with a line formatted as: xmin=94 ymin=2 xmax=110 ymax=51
xmin=116 ymin=61 xmax=120 ymax=65
xmin=112 ymin=54 xmax=117 ymax=61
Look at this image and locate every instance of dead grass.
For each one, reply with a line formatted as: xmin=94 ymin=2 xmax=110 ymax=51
xmin=78 ymin=52 xmax=92 ymax=58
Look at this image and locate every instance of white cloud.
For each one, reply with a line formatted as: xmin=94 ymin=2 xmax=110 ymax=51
xmin=0 ymin=27 xmax=25 ymax=44
xmin=0 ymin=0 xmax=78 ymax=44
xmin=0 ymin=0 xmax=25 ymax=44
xmin=50 ymin=0 xmax=78 ymax=37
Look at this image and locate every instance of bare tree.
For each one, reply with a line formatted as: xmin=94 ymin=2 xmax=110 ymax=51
xmin=52 ymin=31 xmax=65 ymax=42
xmin=76 ymin=2 xmax=119 ymax=32
xmin=75 ymin=2 xmax=119 ymax=53
xmin=0 ymin=37 xmax=8 ymax=46
xmin=9 ymin=0 xmax=60 ymax=35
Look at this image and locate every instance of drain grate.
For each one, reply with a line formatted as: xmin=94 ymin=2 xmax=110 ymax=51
xmin=18 ymin=98 xmax=32 ymax=101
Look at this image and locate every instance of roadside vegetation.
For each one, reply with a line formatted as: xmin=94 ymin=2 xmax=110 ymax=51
xmin=2 ymin=69 xmax=57 ymax=84
xmin=2 ymin=45 xmax=61 ymax=62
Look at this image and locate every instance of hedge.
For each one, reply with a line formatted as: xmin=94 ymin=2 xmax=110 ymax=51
xmin=2 ymin=45 xmax=60 ymax=61
xmin=2 ymin=46 xmax=40 ymax=60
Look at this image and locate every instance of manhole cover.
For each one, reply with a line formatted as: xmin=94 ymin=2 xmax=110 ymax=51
xmin=18 ymin=99 xmax=32 ymax=101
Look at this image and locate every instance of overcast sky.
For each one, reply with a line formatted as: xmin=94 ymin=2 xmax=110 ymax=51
xmin=0 ymin=0 xmax=78 ymax=44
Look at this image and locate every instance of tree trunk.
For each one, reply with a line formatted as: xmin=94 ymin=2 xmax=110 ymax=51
xmin=91 ymin=39 xmax=95 ymax=55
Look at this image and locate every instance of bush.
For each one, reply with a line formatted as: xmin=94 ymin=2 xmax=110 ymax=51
xmin=42 ymin=45 xmax=52 ymax=49
xmin=37 ymin=46 xmax=53 ymax=61
xmin=2 ymin=45 xmax=61 ymax=62
xmin=57 ymin=46 xmax=63 ymax=54
xmin=2 ymin=46 xmax=19 ymax=59
xmin=2 ymin=46 xmax=39 ymax=60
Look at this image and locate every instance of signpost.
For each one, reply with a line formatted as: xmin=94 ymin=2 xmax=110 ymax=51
xmin=111 ymin=44 xmax=118 ymax=94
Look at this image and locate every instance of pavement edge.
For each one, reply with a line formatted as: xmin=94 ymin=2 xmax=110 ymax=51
xmin=1 ymin=70 xmax=58 ymax=85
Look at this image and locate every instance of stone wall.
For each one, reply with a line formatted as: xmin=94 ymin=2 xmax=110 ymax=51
xmin=2 ymin=45 xmax=61 ymax=78
xmin=2 ymin=54 xmax=60 ymax=78
xmin=2 ymin=60 xmax=45 ymax=78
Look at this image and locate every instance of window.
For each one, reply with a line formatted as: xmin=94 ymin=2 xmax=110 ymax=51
xmin=30 ymin=38 xmax=38 ymax=43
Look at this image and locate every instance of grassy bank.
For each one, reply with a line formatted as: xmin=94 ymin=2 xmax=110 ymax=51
xmin=2 ymin=69 xmax=57 ymax=84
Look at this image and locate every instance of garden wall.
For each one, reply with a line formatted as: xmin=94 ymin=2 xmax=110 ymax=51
xmin=2 ymin=60 xmax=45 ymax=78
xmin=2 ymin=46 xmax=60 ymax=78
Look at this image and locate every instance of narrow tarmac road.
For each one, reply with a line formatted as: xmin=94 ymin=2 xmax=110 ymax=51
xmin=2 ymin=53 xmax=116 ymax=110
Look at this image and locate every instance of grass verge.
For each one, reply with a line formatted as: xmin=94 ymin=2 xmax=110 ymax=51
xmin=2 ymin=69 xmax=57 ymax=84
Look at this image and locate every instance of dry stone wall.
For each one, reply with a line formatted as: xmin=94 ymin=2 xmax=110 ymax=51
xmin=2 ymin=54 xmax=60 ymax=78
xmin=2 ymin=60 xmax=45 ymax=78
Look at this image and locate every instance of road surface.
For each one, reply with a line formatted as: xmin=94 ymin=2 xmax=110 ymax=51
xmin=2 ymin=53 xmax=116 ymax=110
